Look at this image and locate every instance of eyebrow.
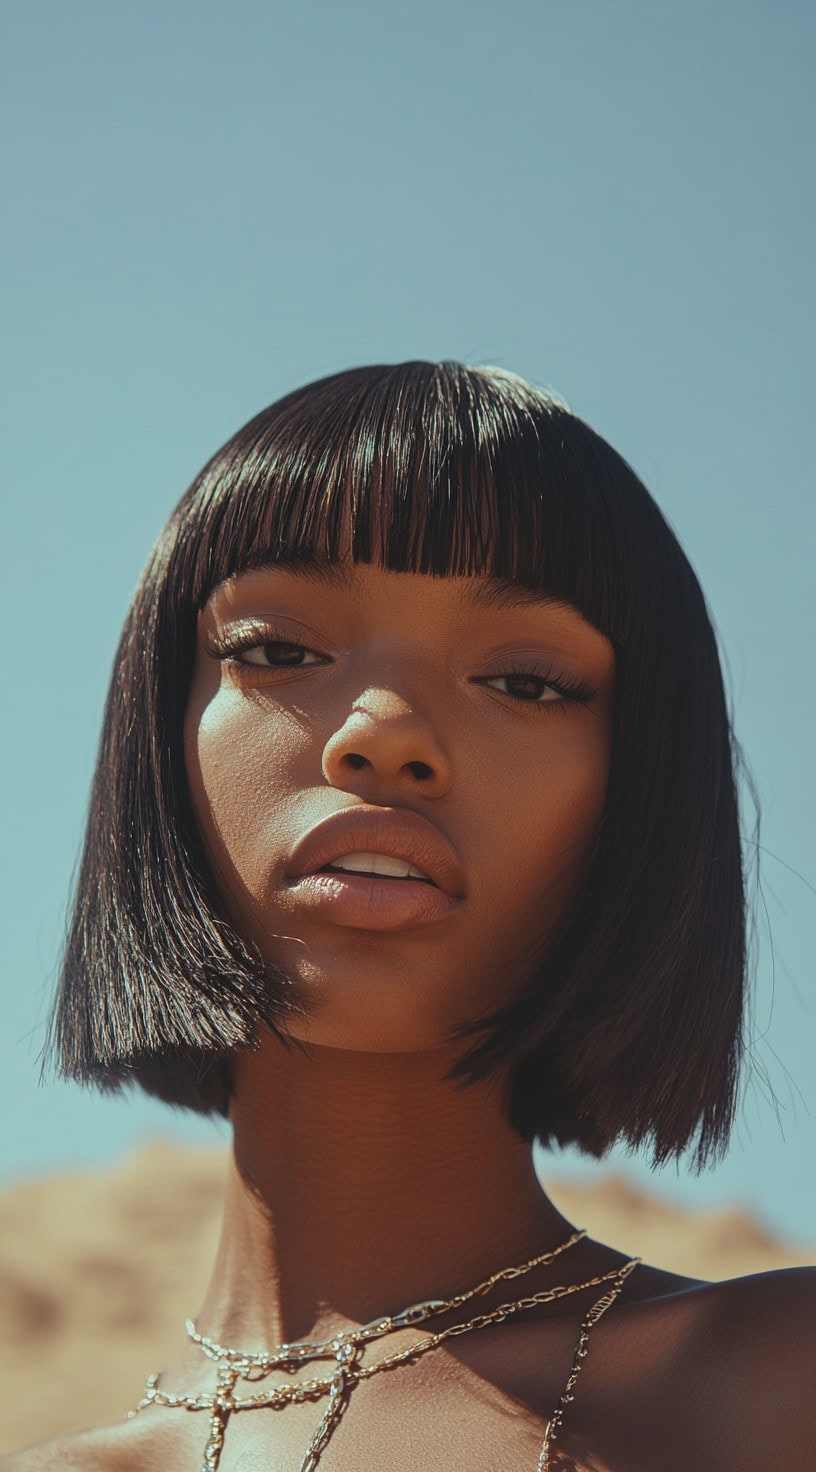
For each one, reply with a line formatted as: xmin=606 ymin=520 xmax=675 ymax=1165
xmin=262 ymin=557 xmax=357 ymax=592
xmin=231 ymin=557 xmax=590 ymax=623
xmin=460 ymin=579 xmax=573 ymax=614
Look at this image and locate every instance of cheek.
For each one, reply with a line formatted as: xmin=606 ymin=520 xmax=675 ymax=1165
xmin=183 ymin=680 xmax=303 ymax=904
xmin=485 ymin=721 xmax=610 ymax=929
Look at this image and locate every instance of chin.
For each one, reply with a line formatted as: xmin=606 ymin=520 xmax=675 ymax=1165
xmin=283 ymin=993 xmax=463 ymax=1055
xmin=283 ymin=1021 xmax=455 ymax=1054
xmin=265 ymin=953 xmax=468 ymax=1054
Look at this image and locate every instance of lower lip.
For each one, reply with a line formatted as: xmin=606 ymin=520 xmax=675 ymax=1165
xmin=286 ymin=871 xmax=460 ymax=930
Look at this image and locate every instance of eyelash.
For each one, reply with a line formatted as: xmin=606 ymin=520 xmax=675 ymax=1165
xmin=208 ymin=628 xmax=598 ymax=713
xmin=209 ymin=626 xmax=325 ymax=671
xmin=481 ymin=668 xmax=598 ymax=711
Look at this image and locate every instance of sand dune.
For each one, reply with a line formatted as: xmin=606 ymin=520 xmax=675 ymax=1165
xmin=0 ymin=1141 xmax=812 ymax=1454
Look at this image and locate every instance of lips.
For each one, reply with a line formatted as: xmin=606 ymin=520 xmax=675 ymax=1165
xmin=284 ymin=808 xmax=465 ymax=932
xmin=287 ymin=807 xmax=466 ymax=899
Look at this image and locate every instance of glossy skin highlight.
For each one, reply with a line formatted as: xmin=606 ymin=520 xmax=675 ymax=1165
xmin=184 ymin=561 xmax=617 ymax=1053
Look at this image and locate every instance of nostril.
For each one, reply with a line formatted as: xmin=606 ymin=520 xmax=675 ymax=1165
xmin=408 ymin=761 xmax=433 ymax=780
xmin=340 ymin=754 xmax=434 ymax=779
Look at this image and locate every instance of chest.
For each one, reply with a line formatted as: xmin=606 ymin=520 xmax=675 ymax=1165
xmin=168 ymin=1372 xmax=555 ymax=1472
xmin=150 ymin=1345 xmax=686 ymax=1472
xmin=135 ymin=1302 xmax=747 ymax=1472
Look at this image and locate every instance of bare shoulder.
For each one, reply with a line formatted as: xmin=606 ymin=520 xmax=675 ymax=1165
xmin=0 ymin=1413 xmax=177 ymax=1472
xmin=655 ymin=1263 xmax=816 ymax=1469
xmin=630 ymin=1256 xmax=816 ymax=1338
xmin=0 ymin=1428 xmax=119 ymax=1472
xmin=571 ymin=1257 xmax=816 ymax=1472
xmin=714 ymin=1262 xmax=816 ymax=1367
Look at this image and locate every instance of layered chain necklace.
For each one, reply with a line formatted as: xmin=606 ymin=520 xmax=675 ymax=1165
xmin=129 ymin=1228 xmax=640 ymax=1471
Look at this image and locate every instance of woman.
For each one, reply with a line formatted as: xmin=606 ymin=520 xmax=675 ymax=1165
xmin=8 ymin=362 xmax=813 ymax=1470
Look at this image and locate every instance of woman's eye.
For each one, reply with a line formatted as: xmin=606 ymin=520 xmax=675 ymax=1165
xmin=479 ymin=669 xmax=597 ymax=707
xmin=485 ymin=673 xmax=560 ymax=703
xmin=239 ymin=640 xmax=322 ymax=668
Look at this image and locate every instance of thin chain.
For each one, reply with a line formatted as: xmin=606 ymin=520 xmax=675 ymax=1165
xmin=299 ymin=1361 xmax=357 ymax=1472
xmin=132 ymin=1270 xmax=626 ymax=1411
xmin=296 ymin=1260 xmax=640 ymax=1472
xmin=129 ymin=1233 xmax=641 ymax=1472
xmin=537 ymin=1256 xmax=639 ymax=1470
xmin=186 ymin=1228 xmax=588 ymax=1373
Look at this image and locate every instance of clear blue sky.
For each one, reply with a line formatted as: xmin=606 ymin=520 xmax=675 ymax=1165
xmin=2 ymin=0 xmax=814 ymax=1241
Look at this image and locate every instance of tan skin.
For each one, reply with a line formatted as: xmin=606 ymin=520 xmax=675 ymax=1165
xmin=8 ymin=563 xmax=815 ymax=1470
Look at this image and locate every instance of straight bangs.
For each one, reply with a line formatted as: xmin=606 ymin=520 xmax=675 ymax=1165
xmin=167 ymin=361 xmax=643 ymax=647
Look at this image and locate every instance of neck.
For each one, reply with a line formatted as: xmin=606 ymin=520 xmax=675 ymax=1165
xmin=195 ymin=1028 xmax=575 ymax=1350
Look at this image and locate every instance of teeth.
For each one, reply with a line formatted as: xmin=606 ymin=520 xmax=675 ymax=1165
xmin=326 ymin=851 xmax=431 ymax=881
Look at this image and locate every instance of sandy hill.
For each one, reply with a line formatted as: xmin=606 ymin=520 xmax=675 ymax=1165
xmin=0 ymin=1141 xmax=812 ymax=1454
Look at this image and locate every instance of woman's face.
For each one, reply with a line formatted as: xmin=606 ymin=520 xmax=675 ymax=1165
xmin=184 ymin=560 xmax=616 ymax=1052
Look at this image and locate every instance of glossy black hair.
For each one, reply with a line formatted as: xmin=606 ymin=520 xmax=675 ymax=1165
xmin=49 ymin=361 xmax=757 ymax=1168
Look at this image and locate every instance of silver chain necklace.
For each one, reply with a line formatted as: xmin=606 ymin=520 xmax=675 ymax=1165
xmin=129 ymin=1229 xmax=640 ymax=1470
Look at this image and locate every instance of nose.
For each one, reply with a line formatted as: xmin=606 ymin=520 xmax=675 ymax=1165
xmin=321 ymin=689 xmax=453 ymax=798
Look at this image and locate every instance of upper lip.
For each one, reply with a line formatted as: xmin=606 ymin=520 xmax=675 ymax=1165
xmin=287 ymin=807 xmax=466 ymax=898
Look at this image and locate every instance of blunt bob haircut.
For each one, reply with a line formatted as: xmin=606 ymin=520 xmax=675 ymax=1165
xmin=50 ymin=361 xmax=756 ymax=1170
